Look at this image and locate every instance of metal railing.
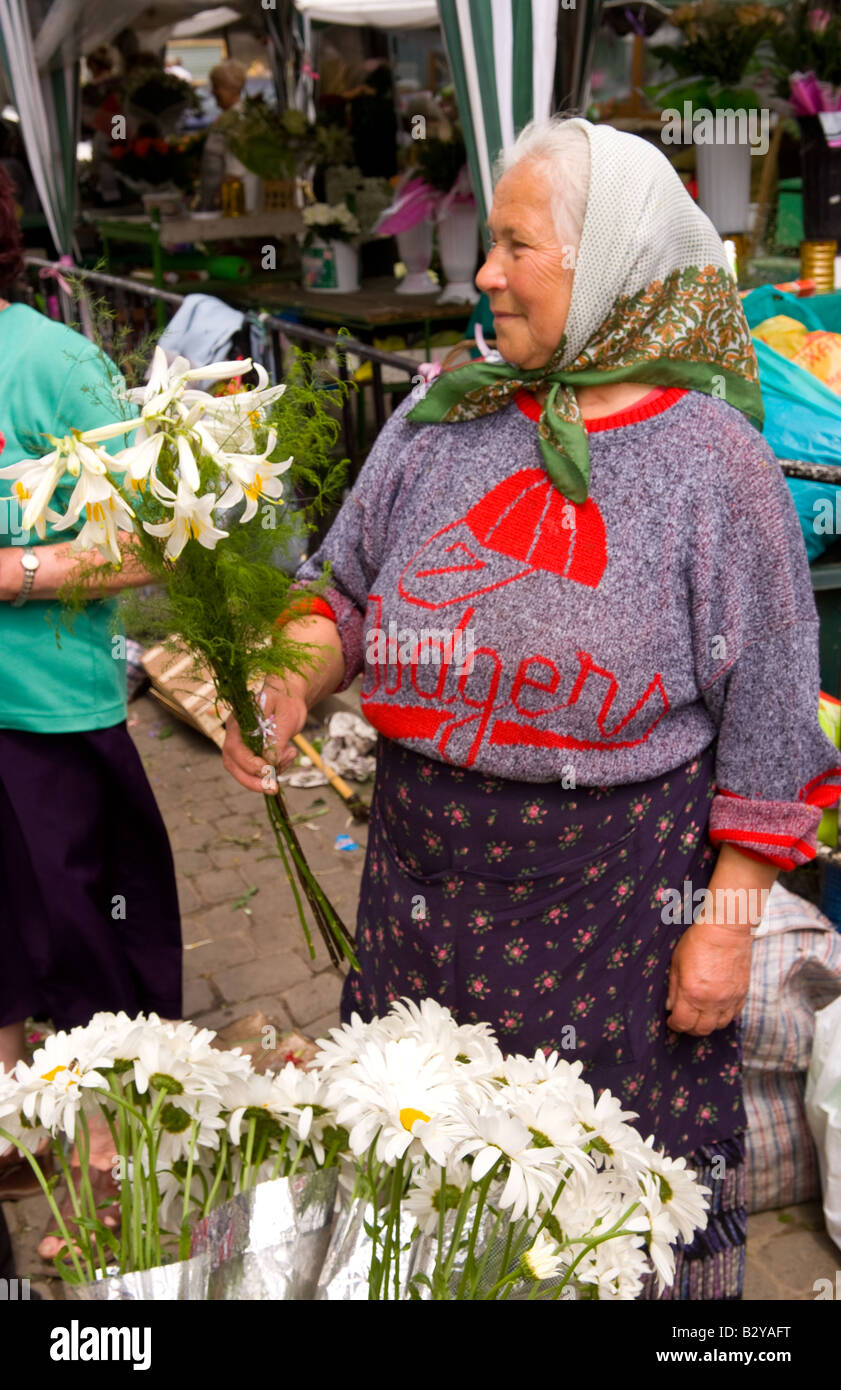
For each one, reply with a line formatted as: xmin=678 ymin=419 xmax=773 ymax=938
xmin=22 ymin=258 xmax=422 ymax=473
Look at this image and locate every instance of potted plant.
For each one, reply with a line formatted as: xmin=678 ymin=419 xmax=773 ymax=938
xmin=416 ymin=126 xmax=479 ymax=305
xmin=300 ymin=202 xmax=362 ymax=292
xmin=222 ymin=99 xmax=318 ymax=212
xmin=646 ymin=1 xmax=784 ymax=233
xmin=769 ymin=3 xmax=841 ymax=239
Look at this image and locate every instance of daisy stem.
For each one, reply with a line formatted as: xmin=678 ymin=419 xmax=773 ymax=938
xmin=105 ymin=1082 xmax=130 ymax=1274
xmin=179 ymin=1120 xmax=201 ymax=1262
xmin=551 ymin=1201 xmax=642 ymax=1300
xmin=202 ymin=1134 xmax=228 ymax=1219
xmin=75 ymin=1111 xmax=108 ymax=1281
xmin=436 ymin=1166 xmax=447 ymax=1289
xmin=498 ymin=1218 xmax=516 ymax=1291
xmin=242 ymin=1116 xmax=257 ymax=1194
xmin=365 ymin=1142 xmax=382 ymax=1300
xmin=472 ymin=1206 xmax=504 ymax=1295
xmin=269 ymin=1127 xmax=290 ymax=1181
xmin=285 ymin=1139 xmax=307 ymax=1180
xmin=251 ymin=1132 xmax=268 ymax=1188
xmin=440 ymin=1175 xmax=481 ymax=1294
xmin=0 ymin=1127 xmax=88 ymax=1285
xmin=382 ymin=1155 xmax=405 ymax=1302
xmin=456 ymin=1164 xmax=500 ymax=1300
xmin=53 ymin=1139 xmax=97 ymax=1279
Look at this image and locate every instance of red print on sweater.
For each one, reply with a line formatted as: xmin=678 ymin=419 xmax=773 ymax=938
xmin=399 ymin=469 xmax=607 ymax=609
xmin=363 ymin=472 xmax=668 ymax=765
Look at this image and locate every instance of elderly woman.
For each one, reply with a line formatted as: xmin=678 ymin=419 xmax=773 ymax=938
xmin=223 ymin=118 xmax=841 ymax=1299
xmin=199 ymin=59 xmax=248 ymax=211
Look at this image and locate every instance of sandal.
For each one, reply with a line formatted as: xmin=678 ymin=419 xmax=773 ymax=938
xmin=0 ymin=1144 xmax=54 ymax=1202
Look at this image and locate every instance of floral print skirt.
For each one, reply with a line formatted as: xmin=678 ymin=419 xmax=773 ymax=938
xmin=342 ymin=736 xmax=748 ymax=1299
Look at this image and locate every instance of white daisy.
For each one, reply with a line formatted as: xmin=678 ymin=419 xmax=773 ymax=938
xmin=457 ymin=1107 xmax=561 ymax=1220
xmin=521 ymin=1229 xmax=567 ymax=1282
xmin=403 ymin=1159 xmax=477 ymax=1237
xmin=326 ymin=1036 xmax=464 ymax=1167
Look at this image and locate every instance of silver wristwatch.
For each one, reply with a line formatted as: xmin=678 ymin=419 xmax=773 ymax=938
xmin=10 ymin=548 xmax=40 ymax=607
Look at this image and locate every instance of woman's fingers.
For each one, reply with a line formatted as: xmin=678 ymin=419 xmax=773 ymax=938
xmin=221 ymin=692 xmax=309 ymax=793
xmin=221 ymin=715 xmax=273 ymax=793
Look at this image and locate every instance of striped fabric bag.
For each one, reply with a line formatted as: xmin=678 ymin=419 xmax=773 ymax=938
xmin=743 ymin=884 xmax=841 ymax=1213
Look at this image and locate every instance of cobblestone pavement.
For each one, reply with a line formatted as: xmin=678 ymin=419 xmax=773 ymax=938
xmin=5 ymin=689 xmax=840 ymax=1300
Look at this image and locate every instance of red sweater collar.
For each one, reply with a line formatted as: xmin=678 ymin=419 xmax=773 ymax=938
xmin=514 ymin=385 xmax=688 ymax=431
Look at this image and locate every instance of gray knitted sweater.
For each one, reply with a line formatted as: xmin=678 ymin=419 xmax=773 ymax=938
xmin=297 ymin=384 xmax=841 ymax=868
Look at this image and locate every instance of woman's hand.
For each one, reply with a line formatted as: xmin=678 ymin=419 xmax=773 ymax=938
xmin=0 ymin=535 xmax=151 ymax=601
xmin=666 ymin=919 xmax=753 ymax=1036
xmin=221 ymin=683 xmax=309 ymax=794
xmin=221 ymin=613 xmax=344 ymax=793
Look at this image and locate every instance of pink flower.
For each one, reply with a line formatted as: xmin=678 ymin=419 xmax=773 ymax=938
xmin=809 ymin=9 xmax=831 ymax=34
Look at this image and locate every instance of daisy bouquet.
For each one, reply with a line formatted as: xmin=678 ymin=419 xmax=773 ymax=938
xmin=0 ymin=346 xmax=357 ymax=970
xmin=314 ymin=999 xmax=711 ymax=1301
xmin=0 ymin=1011 xmax=345 ymax=1285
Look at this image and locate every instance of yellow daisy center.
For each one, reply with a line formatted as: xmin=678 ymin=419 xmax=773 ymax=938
xmin=400 ymin=1107 xmax=430 ymax=1132
xmin=41 ymin=1064 xmax=68 ymax=1082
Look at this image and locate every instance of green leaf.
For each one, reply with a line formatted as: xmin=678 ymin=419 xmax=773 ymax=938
xmin=231 ymin=886 xmax=259 ymax=912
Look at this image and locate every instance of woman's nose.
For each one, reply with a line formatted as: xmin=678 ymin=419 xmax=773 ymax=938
xmin=476 ymin=247 xmax=506 ymax=294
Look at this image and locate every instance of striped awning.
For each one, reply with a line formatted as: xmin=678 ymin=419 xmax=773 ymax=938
xmin=0 ymin=0 xmax=79 ymax=256
xmin=437 ymin=0 xmax=604 ymax=244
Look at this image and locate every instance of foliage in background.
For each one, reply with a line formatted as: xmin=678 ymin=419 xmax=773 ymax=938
xmin=646 ymin=0 xmax=784 ymax=110
xmin=769 ymin=2 xmax=841 ymax=93
xmin=415 ymin=132 xmax=467 ymax=194
xmin=222 ymin=99 xmax=317 ymax=181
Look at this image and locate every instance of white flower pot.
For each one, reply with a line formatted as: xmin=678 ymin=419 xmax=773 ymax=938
xmin=695 ymin=140 xmax=752 ymax=235
xmin=396 ymin=220 xmax=436 ymax=294
xmin=301 ymin=237 xmax=360 ymax=292
xmin=437 ymin=203 xmax=480 ymax=304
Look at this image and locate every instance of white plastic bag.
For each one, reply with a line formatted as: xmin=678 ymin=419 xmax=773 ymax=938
xmin=805 ymin=993 xmax=841 ymax=1253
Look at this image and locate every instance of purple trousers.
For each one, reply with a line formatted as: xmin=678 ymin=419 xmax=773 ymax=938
xmin=0 ymin=723 xmax=182 ymax=1030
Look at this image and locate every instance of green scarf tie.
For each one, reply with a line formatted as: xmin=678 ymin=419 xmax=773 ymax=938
xmin=408 ymin=265 xmax=764 ymax=505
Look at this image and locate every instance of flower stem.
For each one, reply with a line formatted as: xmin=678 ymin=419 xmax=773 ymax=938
xmin=0 ymin=1129 xmax=87 ymax=1285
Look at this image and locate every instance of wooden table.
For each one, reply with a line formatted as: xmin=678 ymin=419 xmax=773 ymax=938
xmin=237 ymin=277 xmax=474 ymax=355
xmin=91 ymin=211 xmax=304 ymax=326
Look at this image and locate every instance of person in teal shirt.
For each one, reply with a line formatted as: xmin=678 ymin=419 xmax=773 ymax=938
xmin=0 ymin=172 xmax=182 ymax=1249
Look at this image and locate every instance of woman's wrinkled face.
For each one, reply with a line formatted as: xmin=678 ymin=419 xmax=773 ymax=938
xmin=475 ymin=161 xmax=575 ymax=370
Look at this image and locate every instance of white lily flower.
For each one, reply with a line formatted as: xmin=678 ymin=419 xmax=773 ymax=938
xmin=176 ymin=433 xmax=201 ymax=493
xmin=215 ymin=439 xmax=290 ymax=523
xmin=110 ymin=430 xmax=170 ymax=501
xmin=0 ymin=420 xmax=141 ymax=537
xmin=142 ymin=478 xmax=229 ymax=560
xmin=128 ymin=347 xmax=261 ymax=416
xmin=196 ymin=365 xmax=286 ymax=454
xmin=71 ymin=490 xmax=137 ymax=565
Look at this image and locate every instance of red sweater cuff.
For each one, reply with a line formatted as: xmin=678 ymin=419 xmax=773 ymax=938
xmin=708 ymin=792 xmax=823 ymax=870
xmin=275 ymin=592 xmax=337 ymax=628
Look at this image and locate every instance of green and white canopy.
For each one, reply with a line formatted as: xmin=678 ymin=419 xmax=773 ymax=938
xmin=0 ymin=0 xmax=79 ymax=255
xmin=437 ymin=0 xmax=604 ymax=242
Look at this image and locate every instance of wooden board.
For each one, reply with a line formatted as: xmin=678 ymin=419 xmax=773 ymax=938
xmin=142 ymin=640 xmax=228 ymax=750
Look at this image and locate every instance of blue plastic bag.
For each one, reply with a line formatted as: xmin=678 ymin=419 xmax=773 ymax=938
xmin=742 ymin=286 xmax=841 ymax=557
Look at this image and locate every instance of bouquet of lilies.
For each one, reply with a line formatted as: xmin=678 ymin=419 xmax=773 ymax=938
xmin=0 ymin=347 xmax=357 ymax=970
xmin=314 ymin=998 xmax=710 ymax=1301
